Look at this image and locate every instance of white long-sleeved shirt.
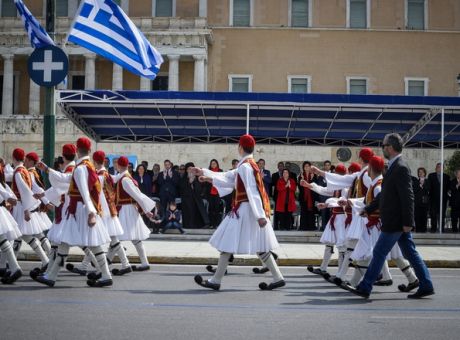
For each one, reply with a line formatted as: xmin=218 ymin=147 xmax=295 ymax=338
xmin=118 ymin=170 xmax=156 ymax=213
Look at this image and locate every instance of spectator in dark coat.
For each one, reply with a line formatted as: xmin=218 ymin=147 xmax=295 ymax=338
xmin=315 ymin=160 xmax=332 ymax=231
xmin=271 ymin=162 xmax=285 ymax=230
xmin=428 ymin=163 xmax=450 ymax=233
xmin=179 ymin=162 xmax=209 ymax=229
xmin=151 ymin=163 xmax=161 ymax=198
xmin=133 ymin=164 xmax=153 ymax=197
xmin=157 ymin=159 xmax=180 ymax=213
xmin=413 ymin=167 xmax=430 ymax=233
xmin=258 ymin=158 xmax=271 ymax=197
xmin=108 ymin=157 xmax=118 ymax=175
xmin=298 ymin=161 xmax=318 ymax=231
xmin=449 ymin=169 xmax=460 ymax=233
xmin=276 ymin=169 xmax=297 ymax=230
xmin=204 ymin=159 xmax=223 ymax=228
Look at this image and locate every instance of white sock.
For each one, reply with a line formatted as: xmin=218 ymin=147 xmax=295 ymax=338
xmin=89 ymin=246 xmax=112 ymax=281
xmin=381 ymin=260 xmax=392 ymax=281
xmin=258 ymin=252 xmax=284 ymax=283
xmin=336 ymin=240 xmax=357 ymax=279
xmin=13 ymin=239 xmax=22 ymax=258
xmin=349 ymin=259 xmax=369 ymax=287
xmin=320 ymin=245 xmax=334 ymax=272
xmin=133 ymin=241 xmax=149 ymax=266
xmin=23 ymin=236 xmax=49 ymax=266
xmin=39 ymin=235 xmax=51 ymax=254
xmin=46 ymin=243 xmax=69 ymax=281
xmin=45 ymin=245 xmax=58 ymax=276
xmin=81 ymin=247 xmax=98 ymax=271
xmin=209 ymin=252 xmax=231 ymax=284
xmin=0 ymin=249 xmax=7 ymax=269
xmin=395 ymin=257 xmax=418 ymax=284
xmin=110 ymin=237 xmax=130 ymax=268
xmin=0 ymin=236 xmax=20 ymax=272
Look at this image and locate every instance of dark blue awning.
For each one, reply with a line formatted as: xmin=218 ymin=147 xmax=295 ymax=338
xmin=58 ymin=90 xmax=460 ymax=148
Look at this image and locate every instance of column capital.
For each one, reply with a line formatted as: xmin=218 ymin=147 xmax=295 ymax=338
xmin=167 ymin=54 xmax=181 ymax=61
xmin=2 ymin=54 xmax=14 ymax=60
xmin=193 ymin=54 xmax=206 ymax=61
xmin=84 ymin=53 xmax=96 ymax=60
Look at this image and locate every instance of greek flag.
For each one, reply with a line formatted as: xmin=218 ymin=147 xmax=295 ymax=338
xmin=14 ymin=0 xmax=55 ymax=48
xmin=67 ymin=0 xmax=163 ymax=79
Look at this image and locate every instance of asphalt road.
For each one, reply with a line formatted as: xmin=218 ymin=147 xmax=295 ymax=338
xmin=0 ymin=263 xmax=459 ymax=340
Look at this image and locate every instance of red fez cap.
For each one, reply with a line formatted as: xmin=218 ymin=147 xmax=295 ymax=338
xmin=62 ymin=144 xmax=77 ymax=157
xmin=348 ymin=162 xmax=362 ymax=174
xmin=26 ymin=152 xmax=39 ymax=163
xmin=92 ymin=150 xmax=106 ymax=164
xmin=369 ymin=156 xmax=385 ymax=173
xmin=76 ymin=137 xmax=91 ymax=150
xmin=118 ymin=156 xmax=129 ymax=167
xmin=335 ymin=164 xmax=347 ymax=175
xmin=359 ymin=148 xmax=374 ymax=163
xmin=239 ymin=134 xmax=256 ymax=149
xmin=12 ymin=148 xmax=25 ymax=161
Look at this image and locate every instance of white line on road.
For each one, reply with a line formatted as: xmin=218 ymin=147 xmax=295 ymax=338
xmin=371 ymin=316 xmax=460 ymax=321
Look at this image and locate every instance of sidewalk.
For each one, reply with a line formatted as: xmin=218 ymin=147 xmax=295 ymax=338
xmin=18 ymin=240 xmax=460 ymax=268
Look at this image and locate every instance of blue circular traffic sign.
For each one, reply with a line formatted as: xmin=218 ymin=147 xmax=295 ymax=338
xmin=28 ymin=45 xmax=68 ymax=87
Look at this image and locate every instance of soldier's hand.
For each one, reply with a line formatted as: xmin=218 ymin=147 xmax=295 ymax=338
xmin=24 ymin=210 xmax=31 ymax=222
xmin=258 ymin=218 xmax=267 ymax=228
xmin=6 ymin=197 xmax=17 ymax=206
xmin=46 ymin=203 xmax=54 ymax=212
xmin=33 ymin=193 xmax=45 ymax=199
xmin=88 ymin=212 xmax=97 ymax=227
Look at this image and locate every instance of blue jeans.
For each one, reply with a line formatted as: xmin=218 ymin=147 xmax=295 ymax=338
xmin=358 ymin=231 xmax=434 ymax=294
xmin=163 ymin=221 xmax=184 ymax=233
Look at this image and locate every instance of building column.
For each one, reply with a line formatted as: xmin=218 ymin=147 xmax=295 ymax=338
xmin=29 ymin=79 xmax=40 ymax=115
xmin=167 ymin=55 xmax=180 ymax=91
xmin=84 ymin=53 xmax=96 ymax=89
xmin=193 ymin=55 xmax=205 ymax=92
xmin=199 ymin=0 xmax=207 ymax=17
xmin=140 ymin=77 xmax=151 ymax=91
xmin=112 ymin=63 xmax=123 ymax=91
xmin=2 ymin=54 xmax=14 ymax=116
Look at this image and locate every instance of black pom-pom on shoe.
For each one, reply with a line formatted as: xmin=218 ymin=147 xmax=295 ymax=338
xmin=252 ymin=267 xmax=269 ymax=274
xmin=194 ymin=275 xmax=220 ymax=291
xmin=258 ymin=280 xmax=286 ymax=290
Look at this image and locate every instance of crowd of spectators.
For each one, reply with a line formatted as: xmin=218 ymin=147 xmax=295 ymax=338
xmin=105 ymin=157 xmax=460 ymax=234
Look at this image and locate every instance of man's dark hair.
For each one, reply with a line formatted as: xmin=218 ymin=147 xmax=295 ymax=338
xmin=258 ymin=158 xmax=265 ymax=163
xmin=232 ymin=159 xmax=239 ymax=164
xmin=164 ymin=159 xmax=171 ymax=164
xmin=324 ymin=160 xmax=331 ymax=165
xmin=242 ymin=146 xmax=254 ymax=154
xmin=384 ymin=133 xmax=403 ymax=153
xmin=63 ymin=154 xmax=75 ymax=161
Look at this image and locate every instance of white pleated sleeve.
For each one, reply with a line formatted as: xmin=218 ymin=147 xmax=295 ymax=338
xmin=74 ymin=166 xmax=97 ymax=215
xmin=121 ymin=178 xmax=156 ymax=213
xmin=202 ymin=168 xmax=237 ymax=197
xmin=15 ymin=172 xmax=40 ymax=212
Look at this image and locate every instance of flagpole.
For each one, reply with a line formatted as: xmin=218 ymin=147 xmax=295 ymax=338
xmin=43 ymin=0 xmax=55 ymax=184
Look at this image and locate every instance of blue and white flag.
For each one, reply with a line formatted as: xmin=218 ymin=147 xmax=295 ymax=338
xmin=67 ymin=0 xmax=163 ymax=80
xmin=14 ymin=0 xmax=55 ymax=48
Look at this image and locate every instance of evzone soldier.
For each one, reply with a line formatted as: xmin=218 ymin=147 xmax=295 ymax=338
xmin=7 ymin=148 xmax=49 ymax=272
xmin=111 ymin=156 xmax=155 ymax=272
xmin=0 ymin=162 xmax=23 ymax=284
xmin=343 ymin=156 xmax=419 ymax=292
xmin=87 ymin=151 xmax=132 ymax=277
xmin=192 ymin=134 xmax=285 ymax=291
xmin=311 ymin=148 xmax=376 ymax=286
xmin=34 ymin=137 xmax=113 ymax=287
xmin=24 ymin=152 xmax=53 ymax=276
xmin=303 ymin=164 xmax=348 ymax=277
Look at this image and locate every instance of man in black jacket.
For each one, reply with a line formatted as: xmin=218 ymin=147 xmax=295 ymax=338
xmin=428 ymin=163 xmax=450 ymax=233
xmin=346 ymin=133 xmax=434 ymax=299
xmin=449 ymin=170 xmax=460 ymax=233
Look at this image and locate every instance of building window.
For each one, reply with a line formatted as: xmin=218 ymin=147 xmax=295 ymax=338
xmin=154 ymin=0 xmax=174 ymax=17
xmin=56 ymin=1 xmax=69 ymax=17
xmin=228 ymin=75 xmax=252 ymax=92
xmin=347 ymin=0 xmax=369 ymax=29
xmin=70 ymin=74 xmax=85 ymax=90
xmin=1 ymin=0 xmax=17 ymax=17
xmin=405 ymin=78 xmax=428 ymax=96
xmin=290 ymin=0 xmax=310 ymax=28
xmin=406 ymin=0 xmax=426 ymax=30
xmin=230 ymin=0 xmax=251 ymax=27
xmin=347 ymin=77 xmax=368 ymax=95
xmin=288 ymin=76 xmax=311 ymax=93
xmin=151 ymin=75 xmax=169 ymax=90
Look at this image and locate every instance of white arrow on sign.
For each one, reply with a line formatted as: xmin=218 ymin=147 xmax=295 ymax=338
xmin=32 ymin=50 xmax=64 ymax=82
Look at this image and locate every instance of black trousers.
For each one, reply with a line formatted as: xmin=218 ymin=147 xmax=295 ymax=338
xmin=430 ymin=205 xmax=447 ymax=232
xmin=299 ymin=205 xmax=316 ymax=231
xmin=414 ymin=205 xmax=428 ymax=233
xmin=208 ymin=195 xmax=223 ymax=228
xmin=451 ymin=209 xmax=460 ymax=233
xmin=278 ymin=211 xmax=293 ymax=230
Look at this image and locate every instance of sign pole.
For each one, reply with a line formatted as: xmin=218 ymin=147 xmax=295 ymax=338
xmin=43 ymin=0 xmax=55 ymax=179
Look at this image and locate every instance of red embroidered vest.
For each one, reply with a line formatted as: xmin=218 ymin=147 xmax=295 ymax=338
xmin=231 ymin=158 xmax=271 ymax=218
xmin=98 ymin=169 xmax=118 ymax=217
xmin=55 ymin=165 xmax=75 ymax=224
xmin=11 ymin=166 xmax=32 ymax=202
xmin=67 ymin=159 xmax=102 ymax=217
xmin=365 ymin=178 xmax=382 ymax=228
xmin=116 ymin=173 xmax=141 ymax=212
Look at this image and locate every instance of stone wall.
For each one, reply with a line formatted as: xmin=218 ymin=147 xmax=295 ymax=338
xmin=0 ymin=116 xmax=454 ymax=175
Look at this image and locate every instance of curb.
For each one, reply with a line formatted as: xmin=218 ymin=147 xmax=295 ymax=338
xmin=18 ymin=253 xmax=460 ymax=268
